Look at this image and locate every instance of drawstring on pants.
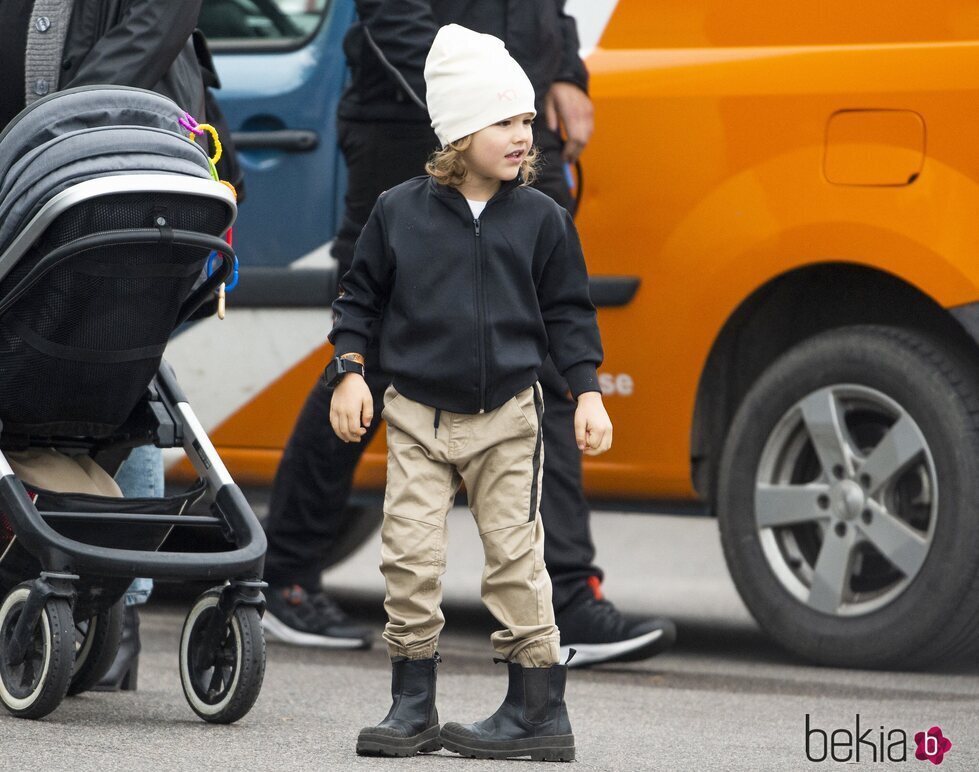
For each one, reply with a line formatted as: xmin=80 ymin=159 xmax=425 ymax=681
xmin=434 ymin=408 xmax=442 ymax=439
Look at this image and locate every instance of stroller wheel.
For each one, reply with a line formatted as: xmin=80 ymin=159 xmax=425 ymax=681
xmin=67 ymin=599 xmax=124 ymax=696
xmin=179 ymin=588 xmax=266 ymax=724
xmin=0 ymin=582 xmax=75 ymax=719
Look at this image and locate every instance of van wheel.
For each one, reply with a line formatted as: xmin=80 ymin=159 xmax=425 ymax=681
xmin=718 ymin=325 xmax=979 ymax=669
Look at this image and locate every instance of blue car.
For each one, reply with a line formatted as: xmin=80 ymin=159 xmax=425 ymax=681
xmin=200 ymin=0 xmax=354 ymax=275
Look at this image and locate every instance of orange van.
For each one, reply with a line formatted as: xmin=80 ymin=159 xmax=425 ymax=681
xmin=184 ymin=0 xmax=979 ymax=669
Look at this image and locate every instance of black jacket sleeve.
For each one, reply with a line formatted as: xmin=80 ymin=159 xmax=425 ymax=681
xmin=537 ymin=209 xmax=602 ymax=397
xmin=68 ymin=0 xmax=203 ymax=91
xmin=329 ymin=196 xmax=395 ymax=356
xmin=356 ymin=0 xmax=438 ymax=107
xmin=553 ymin=0 xmax=589 ymax=93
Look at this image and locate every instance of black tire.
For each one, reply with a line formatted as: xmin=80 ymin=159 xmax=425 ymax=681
xmin=179 ymin=588 xmax=266 ymax=724
xmin=67 ymin=599 xmax=124 ymax=696
xmin=0 ymin=583 xmax=75 ymax=719
xmin=718 ymin=325 xmax=979 ymax=669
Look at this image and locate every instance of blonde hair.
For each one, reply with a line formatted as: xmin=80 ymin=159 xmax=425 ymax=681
xmin=426 ymin=135 xmax=539 ymax=188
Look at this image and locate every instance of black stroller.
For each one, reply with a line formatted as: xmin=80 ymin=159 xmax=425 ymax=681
xmin=0 ymin=87 xmax=266 ymax=722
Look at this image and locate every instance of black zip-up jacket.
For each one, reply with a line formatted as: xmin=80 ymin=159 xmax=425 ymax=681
xmin=338 ymin=0 xmax=588 ymax=123
xmin=329 ymin=176 xmax=603 ymax=414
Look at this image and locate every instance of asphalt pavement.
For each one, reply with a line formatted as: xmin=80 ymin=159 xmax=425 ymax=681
xmin=3 ymin=508 xmax=978 ymax=771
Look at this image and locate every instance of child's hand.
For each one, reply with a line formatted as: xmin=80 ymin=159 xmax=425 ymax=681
xmin=330 ymin=374 xmax=374 ymax=442
xmin=574 ymin=392 xmax=613 ymax=455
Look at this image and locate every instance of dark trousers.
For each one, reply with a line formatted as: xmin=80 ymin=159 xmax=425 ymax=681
xmin=262 ymin=119 xmax=602 ymax=611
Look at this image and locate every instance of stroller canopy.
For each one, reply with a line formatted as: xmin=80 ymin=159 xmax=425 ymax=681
xmin=0 ymin=86 xmax=234 ymax=438
xmin=0 ymin=86 xmax=214 ymax=265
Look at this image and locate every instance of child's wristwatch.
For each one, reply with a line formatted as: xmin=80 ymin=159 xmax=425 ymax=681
xmin=324 ymin=353 xmax=365 ymax=388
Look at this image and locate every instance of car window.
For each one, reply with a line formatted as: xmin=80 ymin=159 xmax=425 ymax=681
xmin=199 ymin=0 xmax=330 ymax=47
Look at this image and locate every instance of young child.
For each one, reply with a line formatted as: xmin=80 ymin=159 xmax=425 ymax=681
xmin=327 ymin=24 xmax=612 ymax=762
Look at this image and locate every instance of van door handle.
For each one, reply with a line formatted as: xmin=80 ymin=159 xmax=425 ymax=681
xmin=230 ymin=130 xmax=319 ymax=152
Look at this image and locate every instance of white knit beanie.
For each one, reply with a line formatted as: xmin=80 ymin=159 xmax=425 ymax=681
xmin=424 ymin=24 xmax=536 ymax=148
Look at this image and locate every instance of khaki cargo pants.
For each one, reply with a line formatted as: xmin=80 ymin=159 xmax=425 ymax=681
xmin=380 ymin=383 xmax=560 ymax=667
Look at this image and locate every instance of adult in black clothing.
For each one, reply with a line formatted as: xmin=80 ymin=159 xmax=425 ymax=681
xmin=0 ymin=0 xmax=33 ymax=130
xmin=261 ymin=0 xmax=676 ymax=667
xmin=0 ymin=0 xmax=205 ymax=129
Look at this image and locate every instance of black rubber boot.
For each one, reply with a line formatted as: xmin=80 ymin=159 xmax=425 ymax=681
xmin=92 ymin=605 xmax=140 ymax=692
xmin=441 ymin=661 xmax=575 ymax=762
xmin=356 ymin=655 xmax=441 ymax=757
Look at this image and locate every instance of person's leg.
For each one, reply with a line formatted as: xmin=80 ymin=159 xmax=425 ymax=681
xmin=261 ymin=355 xmax=386 ymax=648
xmin=261 ymin=118 xmax=437 ymax=647
xmin=263 ymin=360 xmax=387 ymax=591
xmin=377 ymin=388 xmax=459 ymax=659
xmin=537 ymin=360 xmax=602 ymax=609
xmin=357 ymin=386 xmax=457 ymax=758
xmin=538 ymin=362 xmax=675 ymax=666
xmin=530 ymin=129 xmax=603 ymax=610
xmin=91 ymin=443 xmax=164 ymax=692
xmin=114 ymin=443 xmax=164 ymax=497
xmin=114 ymin=444 xmax=164 ymax=605
xmin=532 ymin=131 xmax=677 ymax=665
xmin=440 ymin=385 xmax=574 ymax=763
xmin=460 ymin=385 xmax=560 ymax=667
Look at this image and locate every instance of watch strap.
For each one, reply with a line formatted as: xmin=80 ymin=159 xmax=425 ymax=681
xmin=324 ymin=356 xmax=365 ymax=388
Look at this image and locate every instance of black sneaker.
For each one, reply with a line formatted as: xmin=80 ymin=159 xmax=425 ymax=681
xmin=262 ymin=584 xmax=373 ymax=649
xmin=556 ymin=577 xmax=676 ymax=667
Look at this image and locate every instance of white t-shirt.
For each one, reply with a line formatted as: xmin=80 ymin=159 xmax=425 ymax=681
xmin=466 ymin=199 xmax=487 ymax=219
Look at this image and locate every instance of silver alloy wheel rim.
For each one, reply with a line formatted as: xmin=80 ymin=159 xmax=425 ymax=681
xmin=755 ymin=384 xmax=937 ymax=617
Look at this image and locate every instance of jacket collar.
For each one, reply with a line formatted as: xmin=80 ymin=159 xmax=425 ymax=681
xmin=428 ymin=174 xmax=523 ymax=222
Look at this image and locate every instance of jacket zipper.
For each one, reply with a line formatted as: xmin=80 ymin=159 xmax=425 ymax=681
xmin=473 ymin=217 xmax=486 ymax=413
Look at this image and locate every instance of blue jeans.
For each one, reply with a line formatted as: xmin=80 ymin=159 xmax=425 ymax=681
xmin=114 ymin=445 xmax=164 ymax=606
